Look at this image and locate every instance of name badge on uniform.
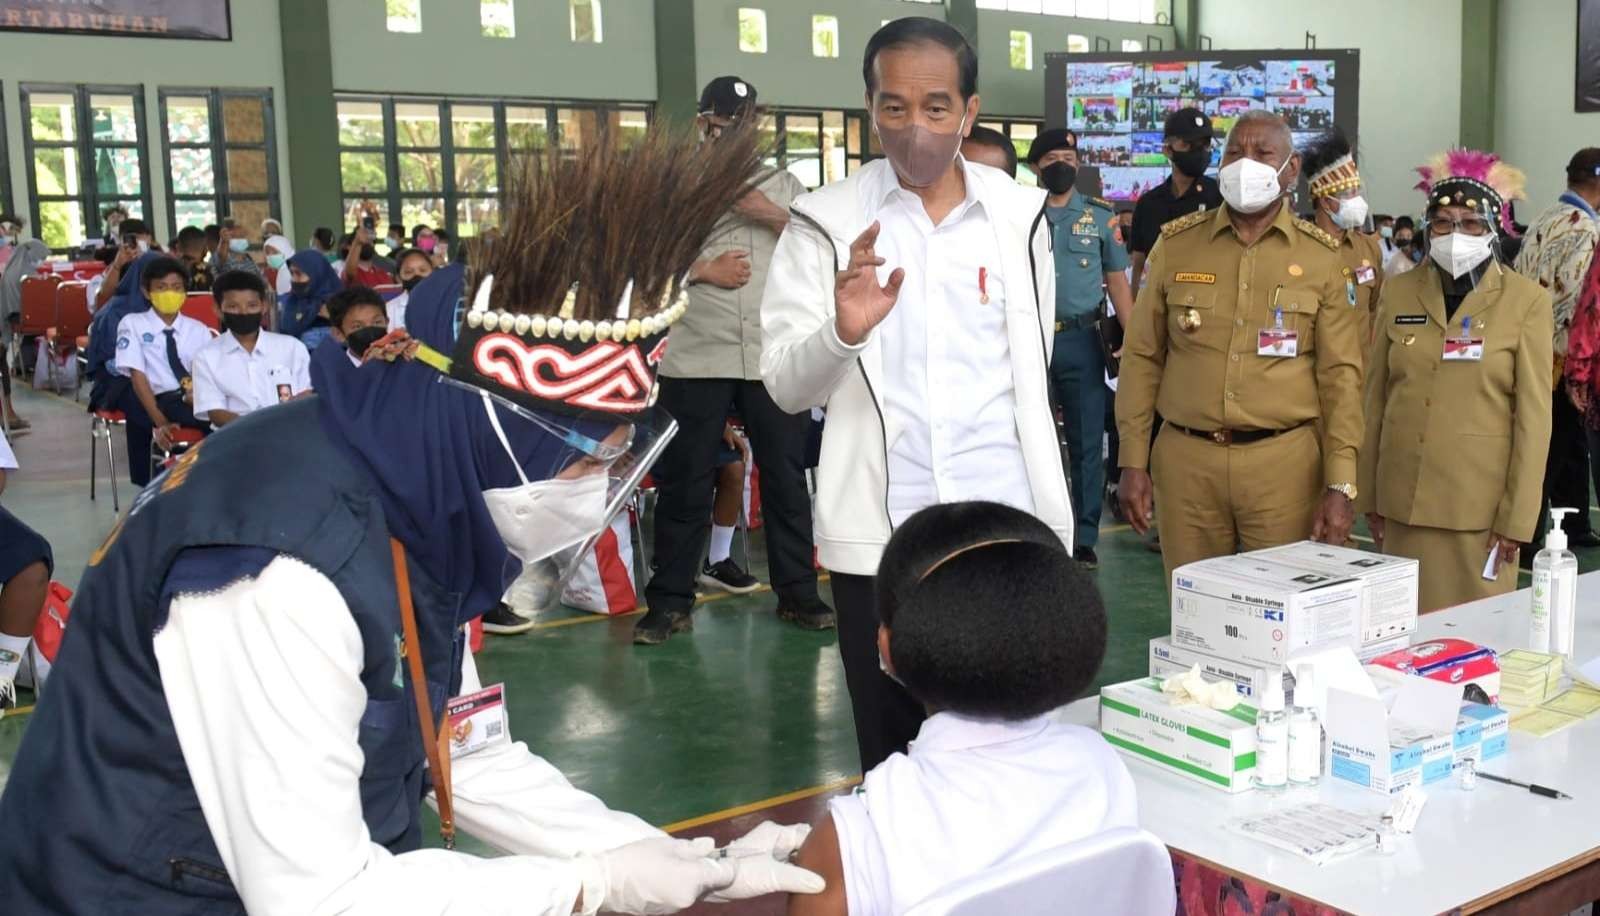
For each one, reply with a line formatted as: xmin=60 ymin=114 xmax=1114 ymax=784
xmin=446 ymin=683 xmax=509 ymax=759
xmin=1443 ymin=317 xmax=1484 ymax=361
xmin=270 ymin=365 xmax=292 ymax=402
xmin=1258 ymin=308 xmax=1298 ymax=358
xmin=1355 ymin=265 xmax=1377 ymax=285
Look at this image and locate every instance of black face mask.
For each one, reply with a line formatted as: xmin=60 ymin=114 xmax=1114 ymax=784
xmin=290 ymin=281 xmax=309 ymax=295
xmin=345 ymin=326 xmax=386 ymax=357
xmin=401 ymin=275 xmax=424 ymax=292
xmin=1041 ymin=162 xmax=1078 ymax=195
xmin=1394 ymin=235 xmax=1414 ymax=250
xmin=221 ymin=312 xmax=263 ymax=337
xmin=1170 ymin=145 xmax=1212 ymax=179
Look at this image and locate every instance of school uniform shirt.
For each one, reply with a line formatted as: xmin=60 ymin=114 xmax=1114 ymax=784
xmin=869 ymin=157 xmax=1036 ymax=526
xmin=152 ymin=555 xmax=663 ymax=915
xmin=191 ymin=329 xmax=313 ymax=421
xmin=828 ymin=712 xmax=1138 ymax=916
xmin=114 ymin=310 xmax=213 ymax=395
xmin=387 ymin=290 xmax=410 ymax=330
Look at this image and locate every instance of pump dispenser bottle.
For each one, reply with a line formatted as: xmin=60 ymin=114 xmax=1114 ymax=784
xmin=1532 ymin=507 xmax=1579 ymax=657
xmin=1254 ymin=669 xmax=1288 ymax=791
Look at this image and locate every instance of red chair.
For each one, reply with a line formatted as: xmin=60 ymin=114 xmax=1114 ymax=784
xmin=46 ymin=281 xmax=92 ymax=395
xmin=182 ymin=292 xmax=220 ymax=332
xmin=150 ymin=427 xmax=205 ymax=481
xmin=13 ymin=275 xmax=61 ymax=379
xmin=90 ymin=409 xmax=127 ymax=512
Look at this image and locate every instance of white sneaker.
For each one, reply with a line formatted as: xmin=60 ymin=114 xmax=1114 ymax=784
xmin=0 ymin=676 xmax=16 ymax=720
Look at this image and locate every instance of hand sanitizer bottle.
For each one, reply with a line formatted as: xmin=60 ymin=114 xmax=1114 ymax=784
xmin=1254 ymin=669 xmax=1288 ymax=792
xmin=1531 ymin=508 xmax=1579 ymax=657
xmin=1288 ymin=666 xmax=1321 ymax=786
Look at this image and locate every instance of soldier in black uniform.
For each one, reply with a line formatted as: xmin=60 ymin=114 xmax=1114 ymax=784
xmin=1128 ymin=107 xmax=1225 ymax=296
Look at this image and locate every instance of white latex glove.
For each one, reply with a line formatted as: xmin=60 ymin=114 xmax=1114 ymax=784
xmin=576 ymin=836 xmax=736 ymax=915
xmin=705 ymin=821 xmax=826 ymax=902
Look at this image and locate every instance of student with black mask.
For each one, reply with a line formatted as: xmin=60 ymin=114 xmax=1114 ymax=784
xmin=191 ymin=270 xmax=312 ymax=428
xmin=386 ymin=248 xmax=434 ymax=329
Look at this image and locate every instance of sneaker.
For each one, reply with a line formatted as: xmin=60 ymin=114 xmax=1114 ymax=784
xmin=776 ymin=596 xmax=836 ymax=631
xmin=481 ymin=601 xmax=536 ymax=635
xmin=633 ymin=607 xmax=693 ymax=645
xmin=1143 ymin=530 xmax=1162 ymax=554
xmin=0 ymin=676 xmax=15 ymax=720
xmin=1074 ymin=547 xmax=1099 ymax=570
xmin=698 ymin=558 xmax=761 ymax=594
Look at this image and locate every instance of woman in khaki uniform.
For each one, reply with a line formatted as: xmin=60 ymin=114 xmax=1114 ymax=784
xmin=1359 ymin=150 xmax=1552 ymax=612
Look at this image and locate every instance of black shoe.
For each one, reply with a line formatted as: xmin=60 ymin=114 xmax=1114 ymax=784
xmin=633 ymin=607 xmax=692 ymax=645
xmin=1570 ymin=530 xmax=1600 ymax=549
xmin=776 ymin=596 xmax=836 ymax=631
xmin=699 ymin=558 xmax=761 ymax=594
xmin=1074 ymin=547 xmax=1100 ymax=569
xmin=1143 ymin=530 xmax=1162 ymax=554
xmin=481 ymin=602 xmax=536 ymax=635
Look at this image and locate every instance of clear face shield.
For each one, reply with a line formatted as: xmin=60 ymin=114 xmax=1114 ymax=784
xmin=1423 ymin=206 xmax=1498 ymax=284
xmin=1325 ymin=184 xmax=1372 ymax=232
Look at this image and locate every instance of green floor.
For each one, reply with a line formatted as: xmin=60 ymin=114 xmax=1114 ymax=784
xmin=1 ymin=380 xmax=1594 ymax=845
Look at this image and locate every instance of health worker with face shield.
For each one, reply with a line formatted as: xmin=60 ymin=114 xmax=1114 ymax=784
xmin=0 ymin=125 xmax=822 ymax=916
xmin=1358 ymin=150 xmax=1552 ymax=613
xmin=1301 ymin=128 xmax=1386 ymax=352
xmin=1115 ymin=110 xmax=1367 ymax=581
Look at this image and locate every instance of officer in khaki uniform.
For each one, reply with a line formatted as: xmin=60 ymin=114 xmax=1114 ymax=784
xmin=1117 ymin=111 xmax=1366 ymax=579
xmin=1301 ymin=129 xmax=1386 ymax=351
xmin=1359 ymin=151 xmax=1552 ymax=612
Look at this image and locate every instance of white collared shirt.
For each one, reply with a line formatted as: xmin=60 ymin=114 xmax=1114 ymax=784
xmin=191 ymin=329 xmax=313 ymax=421
xmin=864 ymin=157 xmax=1035 ymax=526
xmin=829 ymin=712 xmax=1138 ymax=916
xmin=387 ymin=290 xmax=409 ymax=329
xmin=1 ymin=430 xmax=16 ymax=470
xmin=114 ymin=310 xmax=213 ymax=395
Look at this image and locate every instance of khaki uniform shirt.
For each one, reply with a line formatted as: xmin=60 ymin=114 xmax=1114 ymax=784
xmin=1116 ymin=202 xmax=1366 ymax=487
xmin=1357 ymin=264 xmax=1553 ymax=541
xmin=661 ymin=168 xmax=808 ymax=381
xmin=1337 ymin=229 xmax=1385 ymax=350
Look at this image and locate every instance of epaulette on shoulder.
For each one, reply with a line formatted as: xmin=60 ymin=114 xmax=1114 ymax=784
xmin=1089 ymin=196 xmax=1115 ymax=211
xmin=1293 ymin=218 xmax=1340 ymax=251
xmin=1159 ymin=209 xmax=1210 ymax=238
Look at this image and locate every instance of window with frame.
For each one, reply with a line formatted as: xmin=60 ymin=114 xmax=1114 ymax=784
xmin=760 ymin=108 xmax=877 ymax=190
xmin=1009 ymin=31 xmax=1033 ymax=70
xmin=0 ymin=84 xmax=12 ymax=218
xmin=160 ymin=89 xmax=279 ymax=241
xmin=22 ymin=84 xmax=150 ymax=251
xmin=812 ymin=15 xmax=839 ymax=58
xmin=738 ymin=8 xmax=767 ymax=53
xmin=337 ymin=96 xmax=650 ymax=238
xmin=570 ymin=0 xmax=601 ymax=42
xmin=387 ymin=0 xmax=422 ymax=33
xmin=978 ymin=118 xmax=1042 ymax=187
xmin=978 ymin=0 xmax=1169 ymax=22
xmin=482 ymin=0 xmax=515 ymax=37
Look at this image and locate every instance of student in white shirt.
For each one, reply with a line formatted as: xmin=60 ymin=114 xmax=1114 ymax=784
xmin=760 ymin=17 xmax=1073 ymax=772
xmin=387 ymin=247 xmax=435 ymax=329
xmin=789 ymin=500 xmax=1135 ymax=916
xmin=112 ymin=256 xmax=214 ymax=486
xmin=191 ymin=271 xmax=312 ymax=428
xmin=0 ymin=431 xmax=53 ymax=716
xmin=326 ymin=285 xmax=391 ymax=368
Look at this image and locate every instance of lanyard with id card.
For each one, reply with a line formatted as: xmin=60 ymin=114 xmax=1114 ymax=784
xmin=1444 ymin=316 xmax=1484 ymax=361
xmin=1258 ymin=286 xmax=1298 ymax=358
xmin=446 ymin=684 xmax=510 ymax=758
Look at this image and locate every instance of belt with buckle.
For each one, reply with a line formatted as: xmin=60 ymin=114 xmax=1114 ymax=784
xmin=1168 ymin=421 xmax=1307 ymax=446
xmin=1054 ymin=314 xmax=1100 ymax=333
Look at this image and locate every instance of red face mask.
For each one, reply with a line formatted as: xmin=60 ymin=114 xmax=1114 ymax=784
xmin=875 ymin=112 xmax=968 ymax=188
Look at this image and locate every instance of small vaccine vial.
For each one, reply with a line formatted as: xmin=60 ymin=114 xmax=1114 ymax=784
xmin=1458 ymin=757 xmax=1477 ymax=791
xmin=1376 ymin=814 xmax=1397 ymax=856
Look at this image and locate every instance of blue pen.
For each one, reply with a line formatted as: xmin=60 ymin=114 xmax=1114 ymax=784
xmin=1275 ymin=308 xmax=1284 ymax=330
xmin=1462 ymin=316 xmax=1472 ymax=337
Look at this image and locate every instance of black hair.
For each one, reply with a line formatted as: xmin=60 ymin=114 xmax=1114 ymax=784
xmin=212 ymin=268 xmax=269 ymax=303
xmin=1394 ymin=215 xmax=1415 ymax=231
xmin=394 ymin=248 xmax=433 ymax=275
xmin=877 ymin=501 xmax=1107 ymax=720
xmin=864 ymin=17 xmax=978 ymax=101
xmin=103 ymin=205 xmax=129 ymax=218
xmin=313 ymin=226 xmax=336 ymax=250
xmin=140 ymin=255 xmax=189 ymax=289
xmin=120 ymin=218 xmax=150 ymax=238
xmin=1567 ymin=147 xmax=1600 ymax=187
xmin=175 ymin=225 xmax=206 ymax=245
xmin=1374 ymin=213 xmax=1392 ymax=224
xmin=92 ymin=245 xmax=117 ymax=265
xmin=962 ymin=125 xmax=1016 ymax=177
xmin=435 ymin=228 xmax=451 ymax=243
xmin=387 ymin=223 xmax=405 ymax=237
xmin=0 ymin=212 xmax=22 ymax=227
xmin=410 ymin=224 xmax=432 ymax=242
xmin=326 ymin=285 xmax=387 ymax=329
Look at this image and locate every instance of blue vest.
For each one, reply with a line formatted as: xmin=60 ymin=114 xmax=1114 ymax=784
xmin=0 ymin=398 xmax=466 ymax=914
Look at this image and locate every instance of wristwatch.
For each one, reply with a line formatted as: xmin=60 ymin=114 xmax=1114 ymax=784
xmin=1328 ymin=483 xmax=1358 ymax=501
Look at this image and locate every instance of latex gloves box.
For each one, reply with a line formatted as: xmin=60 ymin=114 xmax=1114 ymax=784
xmin=1100 ymin=677 xmax=1259 ymax=793
xmin=1255 ymin=542 xmax=1420 ymax=646
xmin=1170 ymin=554 xmax=1364 ymax=670
xmin=1326 ymin=672 xmax=1509 ymax=795
xmin=1149 ymin=635 xmax=1410 ymax=700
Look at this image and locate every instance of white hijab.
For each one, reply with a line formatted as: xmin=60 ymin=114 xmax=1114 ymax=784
xmin=264 ymin=234 xmax=295 ymax=296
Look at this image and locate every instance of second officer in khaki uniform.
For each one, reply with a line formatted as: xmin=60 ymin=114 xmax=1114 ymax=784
xmin=1117 ymin=111 xmax=1365 ymax=579
xmin=1359 ymin=150 xmax=1552 ymax=612
xmin=1301 ymin=128 xmax=1386 ymax=352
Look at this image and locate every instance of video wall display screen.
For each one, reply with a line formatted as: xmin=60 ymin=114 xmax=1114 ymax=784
xmin=1045 ymin=50 xmax=1359 ymax=204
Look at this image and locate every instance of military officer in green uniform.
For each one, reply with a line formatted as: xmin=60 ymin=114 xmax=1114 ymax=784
xmin=1028 ymin=129 xmax=1134 ymax=568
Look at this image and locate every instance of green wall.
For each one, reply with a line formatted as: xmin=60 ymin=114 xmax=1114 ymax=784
xmin=0 ymin=1 xmax=293 ymax=238
xmin=1495 ymin=0 xmax=1594 ymax=209
xmin=979 ymin=11 xmax=1175 ymax=117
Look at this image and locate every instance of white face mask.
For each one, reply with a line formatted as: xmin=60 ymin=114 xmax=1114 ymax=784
xmin=1428 ymin=231 xmax=1495 ymax=279
xmin=1331 ymin=195 xmax=1369 ymax=230
xmin=136 ymin=239 xmax=151 ymax=254
xmin=1218 ymin=156 xmax=1289 ymax=214
xmin=1379 ymin=225 xmax=1394 ymax=239
xmin=477 ymin=395 xmax=611 ymax=564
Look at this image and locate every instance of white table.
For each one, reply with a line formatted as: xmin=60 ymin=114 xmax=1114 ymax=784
xmin=1062 ymin=573 xmax=1600 ymax=915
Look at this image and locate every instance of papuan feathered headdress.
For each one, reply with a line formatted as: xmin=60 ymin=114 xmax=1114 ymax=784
xmin=1414 ymin=148 xmax=1527 ymax=237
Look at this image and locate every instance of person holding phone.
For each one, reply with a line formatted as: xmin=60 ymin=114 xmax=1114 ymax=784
xmin=211 ymin=217 xmax=262 ymax=280
xmin=94 ymin=219 xmax=157 ymax=309
xmin=344 ymin=212 xmax=395 ymax=288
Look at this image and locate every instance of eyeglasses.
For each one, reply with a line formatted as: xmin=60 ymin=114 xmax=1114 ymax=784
xmin=1427 ymin=216 xmax=1492 ymax=237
